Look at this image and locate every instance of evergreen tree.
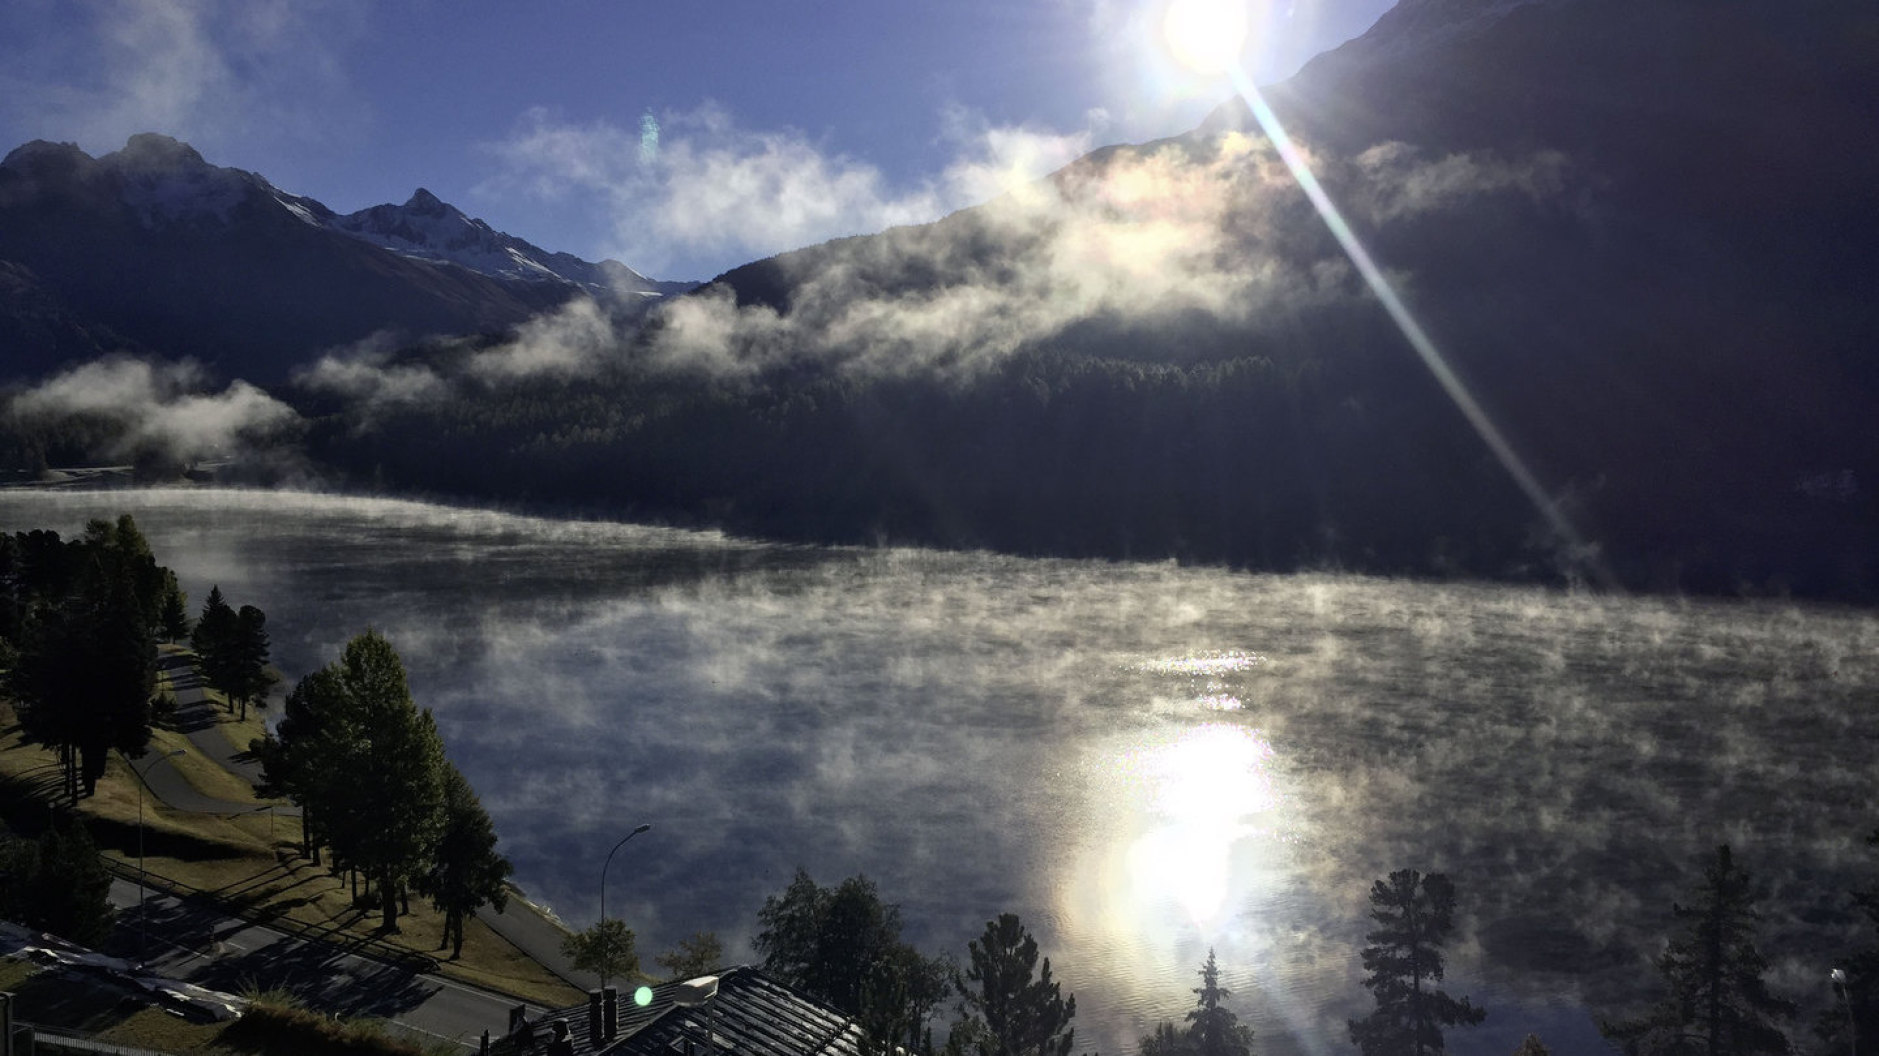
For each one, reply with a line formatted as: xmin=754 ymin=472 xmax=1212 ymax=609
xmin=83 ymin=515 xmax=166 ymax=633
xmin=158 ymin=574 xmax=190 ymax=642
xmin=1186 ymin=950 xmax=1254 ymax=1056
xmin=860 ymin=943 xmax=952 ymax=1056
xmin=192 ymin=585 xmax=237 ymax=711
xmin=1511 ymin=1036 xmax=1550 ymax=1056
xmin=13 ymin=606 xmax=89 ymax=800
xmin=1348 ymin=869 xmax=1486 ymax=1056
xmin=75 ymin=573 xmax=156 ymax=795
xmin=1139 ymin=1021 xmax=1191 ymax=1056
xmin=959 ymin=913 xmax=1077 ymax=1056
xmin=1139 ymin=950 xmax=1255 ymax=1056
xmin=252 ymin=666 xmax=337 ymax=861
xmin=756 ymin=868 xmax=832 ymax=991
xmin=1818 ymin=828 xmax=1878 ymax=1055
xmin=418 ymin=761 xmax=512 ymax=959
xmin=227 ymin=604 xmax=273 ymax=720
xmin=1602 ymin=845 xmax=1793 ymax=1056
xmin=257 ymin=631 xmax=447 ymax=931
xmin=16 ymin=570 xmax=156 ymax=798
xmin=757 ymin=870 xmax=936 ymax=1017
xmin=563 ymin=917 xmax=639 ymax=989
xmin=656 ymin=930 xmax=726 ymax=980
xmin=25 ymin=817 xmax=116 ymax=946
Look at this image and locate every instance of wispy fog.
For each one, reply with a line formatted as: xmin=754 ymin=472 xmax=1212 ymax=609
xmin=3 ymin=356 xmax=299 ymax=462
xmin=0 ymin=0 xmax=361 ymax=158
xmin=481 ymin=102 xmax=1105 ymax=280
xmin=307 ymin=127 xmax=1566 ymax=401
xmin=4 ymin=489 xmax=1873 ymax=1056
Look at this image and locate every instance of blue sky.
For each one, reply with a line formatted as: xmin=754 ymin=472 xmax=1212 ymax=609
xmin=0 ymin=0 xmax=1394 ymax=281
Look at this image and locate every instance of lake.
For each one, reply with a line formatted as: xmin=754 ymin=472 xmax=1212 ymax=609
xmin=4 ymin=487 xmax=1875 ymax=1056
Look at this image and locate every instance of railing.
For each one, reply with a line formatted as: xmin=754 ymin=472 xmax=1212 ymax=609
xmin=21 ymin=1021 xmax=179 ymax=1056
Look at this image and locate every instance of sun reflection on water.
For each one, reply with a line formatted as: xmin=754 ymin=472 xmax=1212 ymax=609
xmin=1120 ymin=723 xmax=1285 ymax=927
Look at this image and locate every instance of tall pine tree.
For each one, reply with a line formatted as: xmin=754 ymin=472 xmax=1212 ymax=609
xmin=1348 ymin=869 xmax=1486 ymax=1056
xmin=1603 ymin=845 xmax=1792 ymax=1056
xmin=1138 ymin=950 xmax=1255 ymax=1056
xmin=958 ymin=913 xmax=1077 ymax=1056
xmin=418 ymin=761 xmax=512 ymax=959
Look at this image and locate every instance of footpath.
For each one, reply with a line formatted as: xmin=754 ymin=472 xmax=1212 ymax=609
xmin=135 ymin=648 xmax=598 ymax=992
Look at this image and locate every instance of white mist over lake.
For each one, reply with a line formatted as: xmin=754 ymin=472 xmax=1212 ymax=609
xmin=4 ymin=488 xmax=1875 ymax=1056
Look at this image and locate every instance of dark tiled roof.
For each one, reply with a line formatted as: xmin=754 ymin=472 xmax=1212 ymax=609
xmin=492 ymin=966 xmax=869 ymax=1056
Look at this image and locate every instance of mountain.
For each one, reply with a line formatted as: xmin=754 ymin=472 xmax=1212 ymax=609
xmin=291 ymin=0 xmax=1879 ymax=598
xmin=329 ymin=188 xmax=693 ymax=301
xmin=0 ymin=134 xmax=689 ymax=385
xmin=648 ymin=0 xmax=1875 ymax=594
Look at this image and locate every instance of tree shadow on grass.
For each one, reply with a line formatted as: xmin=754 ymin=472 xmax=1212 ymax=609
xmin=2 ymin=966 xmax=157 ymax=1032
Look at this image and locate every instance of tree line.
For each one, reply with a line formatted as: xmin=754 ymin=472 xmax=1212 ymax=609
xmin=0 ymin=515 xmax=513 ymax=961
xmin=568 ymin=841 xmax=1876 ymax=1056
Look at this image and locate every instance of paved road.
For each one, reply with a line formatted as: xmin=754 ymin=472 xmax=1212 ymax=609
xmin=138 ymin=651 xmax=297 ymax=817
xmin=103 ymin=877 xmax=547 ymax=1045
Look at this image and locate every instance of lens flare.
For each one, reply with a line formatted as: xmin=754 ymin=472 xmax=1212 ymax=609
xmin=1221 ymin=66 xmax=1606 ymax=581
xmin=1163 ymin=0 xmax=1251 ymax=74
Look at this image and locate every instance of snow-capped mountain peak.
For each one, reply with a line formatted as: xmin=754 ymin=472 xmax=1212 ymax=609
xmin=328 ymin=188 xmax=688 ymax=298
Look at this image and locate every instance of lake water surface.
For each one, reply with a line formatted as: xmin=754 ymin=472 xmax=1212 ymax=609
xmin=4 ymin=488 xmax=1875 ymax=1056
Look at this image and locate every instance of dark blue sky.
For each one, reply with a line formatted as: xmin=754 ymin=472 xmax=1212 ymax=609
xmin=0 ymin=0 xmax=1395 ymax=280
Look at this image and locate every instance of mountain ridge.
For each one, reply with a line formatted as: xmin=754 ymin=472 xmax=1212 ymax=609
xmin=0 ymin=134 xmax=693 ymax=384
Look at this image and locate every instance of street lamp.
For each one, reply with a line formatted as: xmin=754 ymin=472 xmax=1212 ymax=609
xmin=132 ymin=747 xmax=186 ymax=964
xmin=597 ymin=823 xmax=651 ymax=988
xmin=1832 ymin=968 xmax=1857 ymax=1056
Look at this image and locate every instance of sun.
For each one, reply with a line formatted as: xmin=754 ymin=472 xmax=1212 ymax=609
xmin=1162 ymin=0 xmax=1252 ymax=74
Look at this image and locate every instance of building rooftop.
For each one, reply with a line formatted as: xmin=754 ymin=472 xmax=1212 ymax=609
xmin=490 ymin=966 xmax=871 ymax=1056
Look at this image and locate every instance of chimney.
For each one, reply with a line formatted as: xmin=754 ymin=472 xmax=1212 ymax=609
xmin=510 ymin=1005 xmax=536 ymax=1048
xmin=602 ymin=986 xmax=619 ymax=1041
xmin=588 ymin=991 xmax=604 ymax=1046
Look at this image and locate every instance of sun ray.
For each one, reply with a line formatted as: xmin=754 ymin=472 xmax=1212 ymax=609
xmin=1223 ymin=67 xmax=1610 ymax=585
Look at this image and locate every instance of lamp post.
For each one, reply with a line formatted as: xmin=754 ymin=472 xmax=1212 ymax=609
xmin=132 ymin=748 xmax=186 ymax=964
xmin=1833 ymin=968 xmax=1857 ymax=1056
xmin=597 ymin=823 xmax=651 ymax=988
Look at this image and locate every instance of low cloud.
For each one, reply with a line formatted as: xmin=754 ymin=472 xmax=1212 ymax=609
xmin=467 ymin=298 xmax=622 ymax=381
xmin=347 ymin=115 xmax=1573 ymax=401
xmin=481 ymin=102 xmax=1105 ymax=280
xmin=636 ymin=130 xmax=1353 ymax=380
xmin=296 ymin=298 xmax=632 ymax=411
xmin=5 ymin=356 xmax=298 ymax=461
xmin=1350 ymin=141 xmax=1569 ymax=223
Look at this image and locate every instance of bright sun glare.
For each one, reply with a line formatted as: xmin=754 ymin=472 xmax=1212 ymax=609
xmin=1124 ymin=724 xmax=1282 ymax=928
xmin=1162 ymin=0 xmax=1252 ymax=74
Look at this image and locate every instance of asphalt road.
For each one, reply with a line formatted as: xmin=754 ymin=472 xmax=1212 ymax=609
xmin=104 ymin=877 xmax=544 ymax=1046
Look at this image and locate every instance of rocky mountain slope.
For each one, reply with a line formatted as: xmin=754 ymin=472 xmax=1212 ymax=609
xmin=0 ymin=134 xmax=688 ymax=384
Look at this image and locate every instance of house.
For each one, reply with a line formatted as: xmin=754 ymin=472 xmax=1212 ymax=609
xmin=487 ymin=966 xmax=872 ymax=1056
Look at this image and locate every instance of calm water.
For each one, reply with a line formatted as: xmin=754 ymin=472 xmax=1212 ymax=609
xmin=5 ymin=488 xmax=1876 ymax=1056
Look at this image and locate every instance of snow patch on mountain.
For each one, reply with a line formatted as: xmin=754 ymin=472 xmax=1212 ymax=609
xmin=327 ymin=188 xmax=686 ymax=298
xmin=0 ymin=133 xmax=693 ymax=300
